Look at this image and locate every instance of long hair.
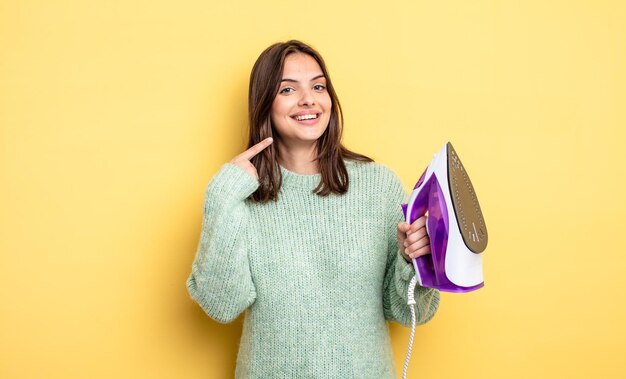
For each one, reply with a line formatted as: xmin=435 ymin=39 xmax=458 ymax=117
xmin=248 ymin=40 xmax=372 ymax=202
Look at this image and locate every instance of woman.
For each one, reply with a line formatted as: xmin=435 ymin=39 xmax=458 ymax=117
xmin=187 ymin=40 xmax=439 ymax=378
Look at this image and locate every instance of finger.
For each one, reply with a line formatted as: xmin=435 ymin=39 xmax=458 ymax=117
xmin=397 ymin=222 xmax=410 ymax=233
xmin=403 ymin=228 xmax=428 ymax=247
xmin=406 ymin=235 xmax=430 ymax=252
xmin=409 ymin=216 xmax=427 ymax=233
xmin=400 ymin=249 xmax=412 ymax=262
xmin=397 ymin=224 xmax=408 ymax=247
xmin=238 ymin=137 xmax=273 ymax=161
xmin=408 ymin=245 xmax=431 ymax=259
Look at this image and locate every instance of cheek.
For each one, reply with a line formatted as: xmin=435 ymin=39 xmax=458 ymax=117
xmin=322 ymin=95 xmax=332 ymax=111
xmin=322 ymin=97 xmax=333 ymax=118
xmin=271 ymin=97 xmax=294 ymax=118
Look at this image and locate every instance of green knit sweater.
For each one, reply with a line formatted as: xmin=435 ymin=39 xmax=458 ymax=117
xmin=187 ymin=160 xmax=440 ymax=378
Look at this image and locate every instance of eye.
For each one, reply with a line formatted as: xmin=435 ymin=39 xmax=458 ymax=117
xmin=279 ymin=87 xmax=295 ymax=94
xmin=313 ymin=84 xmax=326 ymax=91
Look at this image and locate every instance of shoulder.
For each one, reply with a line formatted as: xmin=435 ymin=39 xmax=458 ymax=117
xmin=344 ymin=160 xmax=407 ymax=216
xmin=345 ymin=159 xmax=402 ymax=184
xmin=345 ymin=159 xmax=405 ymax=197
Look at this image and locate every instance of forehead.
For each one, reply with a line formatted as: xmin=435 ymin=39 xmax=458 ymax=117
xmin=282 ymin=53 xmax=324 ymax=78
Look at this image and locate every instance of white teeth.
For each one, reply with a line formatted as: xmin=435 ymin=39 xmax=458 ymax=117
xmin=294 ymin=114 xmax=318 ymax=121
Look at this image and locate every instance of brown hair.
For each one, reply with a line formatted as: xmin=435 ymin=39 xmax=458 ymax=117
xmin=247 ymin=40 xmax=372 ymax=202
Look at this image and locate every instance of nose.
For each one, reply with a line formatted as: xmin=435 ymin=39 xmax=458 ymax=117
xmin=298 ymin=88 xmax=315 ymax=107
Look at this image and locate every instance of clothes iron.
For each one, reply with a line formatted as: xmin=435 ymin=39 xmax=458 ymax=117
xmin=402 ymin=142 xmax=488 ymax=293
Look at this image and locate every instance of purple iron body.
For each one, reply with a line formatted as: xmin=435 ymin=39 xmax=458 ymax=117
xmin=402 ymin=142 xmax=488 ymax=293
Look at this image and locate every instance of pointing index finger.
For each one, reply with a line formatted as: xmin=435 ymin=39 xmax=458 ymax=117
xmin=239 ymin=137 xmax=273 ymax=160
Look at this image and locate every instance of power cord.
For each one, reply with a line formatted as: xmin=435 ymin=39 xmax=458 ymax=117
xmin=402 ymin=275 xmax=419 ymax=379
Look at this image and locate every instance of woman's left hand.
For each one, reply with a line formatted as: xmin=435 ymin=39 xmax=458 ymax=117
xmin=397 ymin=216 xmax=431 ymax=262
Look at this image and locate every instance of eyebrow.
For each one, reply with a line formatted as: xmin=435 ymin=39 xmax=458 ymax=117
xmin=280 ymin=74 xmax=326 ymax=83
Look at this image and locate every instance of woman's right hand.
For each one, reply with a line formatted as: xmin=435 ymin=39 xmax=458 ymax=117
xmin=230 ymin=137 xmax=273 ymax=180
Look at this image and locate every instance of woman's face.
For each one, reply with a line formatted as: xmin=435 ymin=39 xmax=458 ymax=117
xmin=270 ymin=53 xmax=332 ymax=150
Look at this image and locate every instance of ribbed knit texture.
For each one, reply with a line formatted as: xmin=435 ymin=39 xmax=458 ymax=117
xmin=187 ymin=160 xmax=440 ymax=379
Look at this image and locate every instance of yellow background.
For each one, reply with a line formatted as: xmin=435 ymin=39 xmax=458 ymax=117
xmin=1 ymin=0 xmax=625 ymax=378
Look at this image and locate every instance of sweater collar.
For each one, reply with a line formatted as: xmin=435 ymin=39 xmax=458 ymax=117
xmin=279 ymin=165 xmax=322 ymax=190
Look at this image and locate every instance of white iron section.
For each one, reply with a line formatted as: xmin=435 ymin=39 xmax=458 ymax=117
xmin=405 ymin=143 xmax=483 ymax=288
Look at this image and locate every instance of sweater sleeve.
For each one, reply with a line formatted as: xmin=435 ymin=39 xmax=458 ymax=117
xmin=186 ymin=163 xmax=259 ymax=323
xmin=382 ymin=170 xmax=440 ymax=326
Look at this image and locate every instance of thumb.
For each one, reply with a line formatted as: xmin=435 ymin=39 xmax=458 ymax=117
xmin=397 ymin=222 xmax=410 ymax=233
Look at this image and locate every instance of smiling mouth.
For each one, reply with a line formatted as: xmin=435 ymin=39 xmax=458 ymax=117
xmin=292 ymin=113 xmax=320 ymax=121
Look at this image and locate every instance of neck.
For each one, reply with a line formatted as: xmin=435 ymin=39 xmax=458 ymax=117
xmin=277 ymin=141 xmax=319 ymax=175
